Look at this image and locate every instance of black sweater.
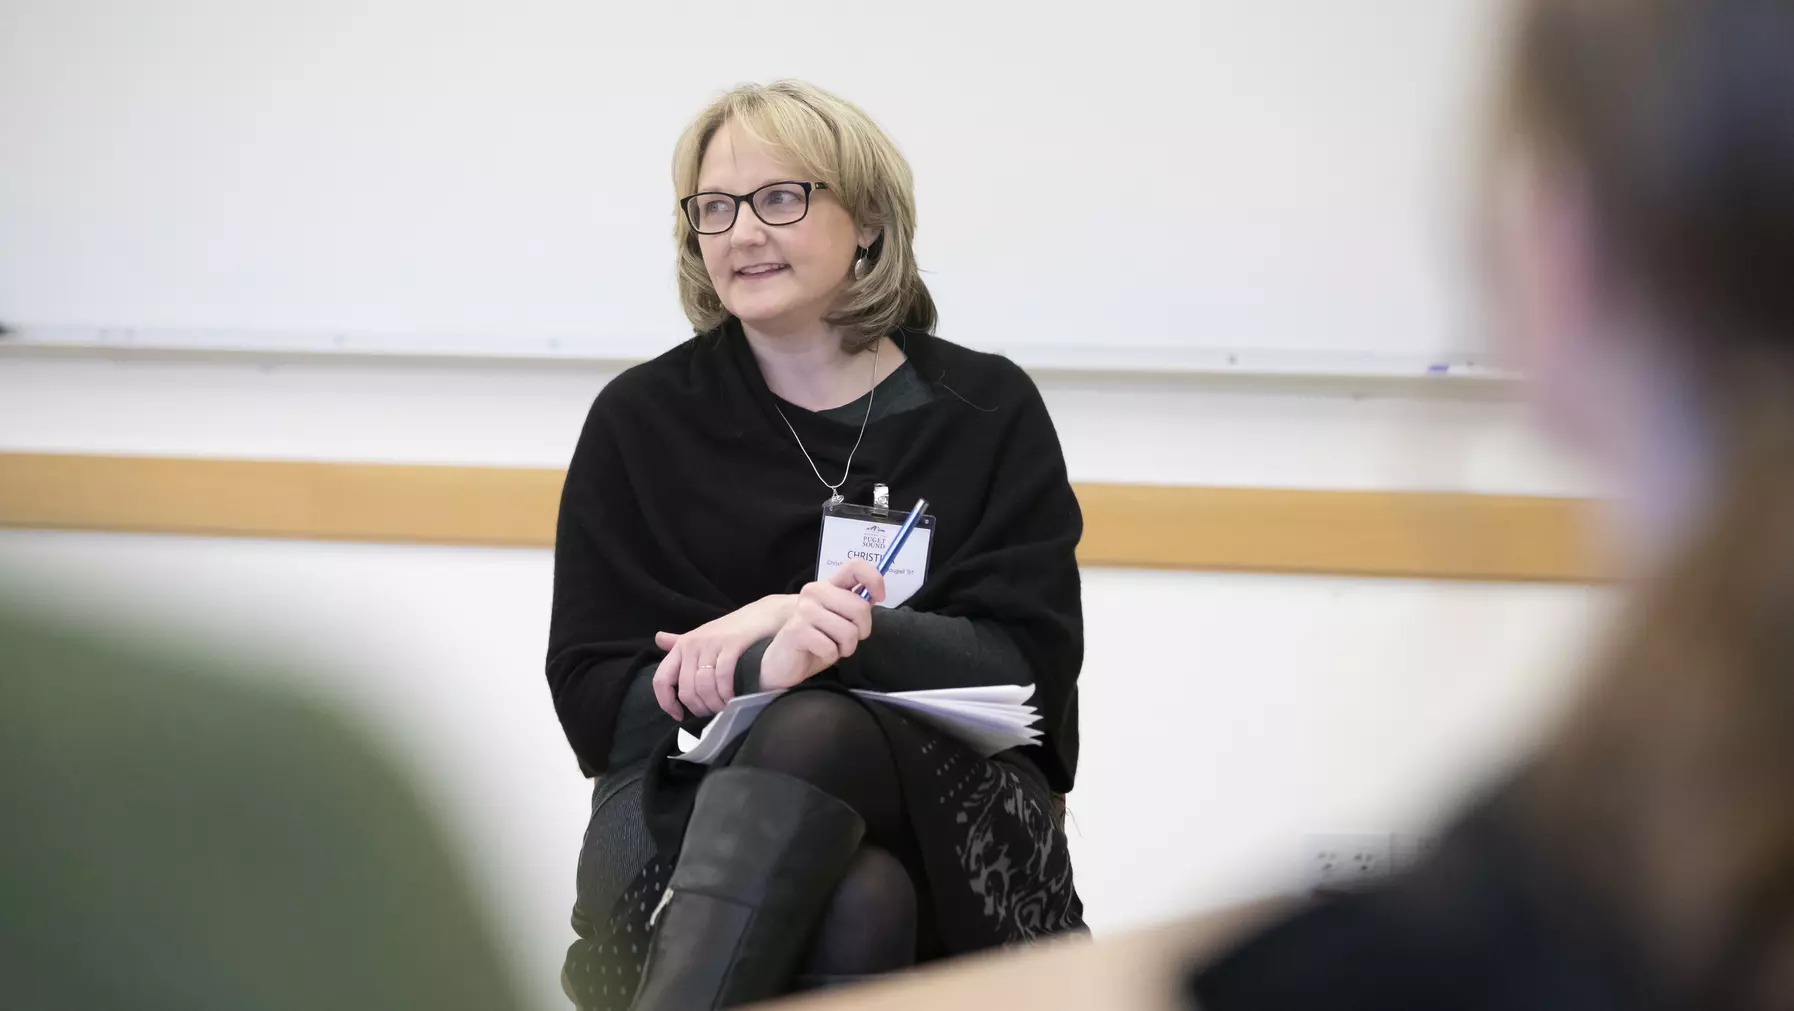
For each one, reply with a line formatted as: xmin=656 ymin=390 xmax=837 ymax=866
xmin=1189 ymin=789 xmax=1650 ymax=1010
xmin=546 ymin=323 xmax=1085 ymax=792
xmin=600 ymin=363 xmax=1036 ymax=770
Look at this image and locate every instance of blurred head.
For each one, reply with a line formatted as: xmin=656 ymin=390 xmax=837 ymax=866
xmin=1494 ymin=4 xmax=1794 ymax=1005
xmin=671 ymin=80 xmax=936 ymax=348
xmin=1488 ymin=0 xmax=1794 ymax=559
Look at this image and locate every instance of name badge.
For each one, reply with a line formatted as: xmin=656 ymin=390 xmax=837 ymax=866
xmin=816 ymin=501 xmax=935 ymax=608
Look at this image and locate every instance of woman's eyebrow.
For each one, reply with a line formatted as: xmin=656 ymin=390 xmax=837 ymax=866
xmin=693 ymin=177 xmax=792 ymax=194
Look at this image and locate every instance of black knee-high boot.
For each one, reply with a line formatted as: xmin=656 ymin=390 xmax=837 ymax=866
xmin=629 ymin=767 xmax=865 ymax=1010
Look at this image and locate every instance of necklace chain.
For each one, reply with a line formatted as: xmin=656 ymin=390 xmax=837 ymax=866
xmin=771 ymin=339 xmax=880 ymax=506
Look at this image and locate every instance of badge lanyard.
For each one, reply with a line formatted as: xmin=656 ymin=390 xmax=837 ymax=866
xmin=772 ymin=339 xmax=880 ymax=507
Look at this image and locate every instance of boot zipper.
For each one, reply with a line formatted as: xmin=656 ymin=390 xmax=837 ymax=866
xmin=648 ymin=887 xmax=675 ymax=928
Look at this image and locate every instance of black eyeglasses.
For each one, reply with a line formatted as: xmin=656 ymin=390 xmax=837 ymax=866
xmin=680 ymin=180 xmax=828 ymax=235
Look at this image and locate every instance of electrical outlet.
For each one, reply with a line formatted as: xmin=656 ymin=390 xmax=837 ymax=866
xmin=1305 ymin=833 xmax=1394 ymax=894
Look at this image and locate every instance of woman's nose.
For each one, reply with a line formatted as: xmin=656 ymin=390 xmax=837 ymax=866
xmin=729 ymin=201 xmax=768 ymax=248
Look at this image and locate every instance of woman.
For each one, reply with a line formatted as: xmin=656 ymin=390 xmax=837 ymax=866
xmin=1190 ymin=0 xmax=1794 ymax=1008
xmin=547 ymin=80 xmax=1086 ymax=1011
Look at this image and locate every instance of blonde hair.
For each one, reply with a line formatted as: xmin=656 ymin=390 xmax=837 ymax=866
xmin=671 ymin=80 xmax=936 ymax=348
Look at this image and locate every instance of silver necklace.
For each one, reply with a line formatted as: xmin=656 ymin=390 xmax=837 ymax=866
xmin=771 ymin=338 xmax=880 ymax=506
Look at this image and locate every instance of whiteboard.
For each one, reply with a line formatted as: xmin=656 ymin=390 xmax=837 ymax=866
xmin=0 ymin=0 xmax=1506 ymax=372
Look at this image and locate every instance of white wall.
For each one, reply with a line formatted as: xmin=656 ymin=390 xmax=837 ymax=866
xmin=0 ymin=0 xmax=1504 ymax=361
xmin=0 ymin=350 xmax=1616 ymax=1009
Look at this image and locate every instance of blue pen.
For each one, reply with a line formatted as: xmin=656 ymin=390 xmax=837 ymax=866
xmin=860 ymin=497 xmax=928 ymax=600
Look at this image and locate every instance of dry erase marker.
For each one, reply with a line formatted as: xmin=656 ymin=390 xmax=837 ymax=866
xmin=860 ymin=497 xmax=928 ymax=600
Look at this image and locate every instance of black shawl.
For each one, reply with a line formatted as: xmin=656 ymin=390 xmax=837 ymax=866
xmin=546 ymin=322 xmax=1084 ymax=792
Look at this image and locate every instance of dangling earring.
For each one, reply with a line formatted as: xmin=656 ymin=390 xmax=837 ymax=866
xmin=852 ymin=246 xmax=870 ymax=280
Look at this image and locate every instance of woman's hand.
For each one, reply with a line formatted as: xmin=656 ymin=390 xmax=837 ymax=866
xmin=760 ymin=560 xmax=887 ymax=691
xmin=653 ymin=594 xmax=795 ymax=720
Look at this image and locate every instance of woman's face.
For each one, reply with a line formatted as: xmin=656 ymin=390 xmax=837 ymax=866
xmin=691 ymin=121 xmax=874 ymax=334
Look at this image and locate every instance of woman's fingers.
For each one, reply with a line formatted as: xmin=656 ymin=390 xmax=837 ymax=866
xmin=804 ymin=579 xmax=876 ymax=640
xmin=827 ymin=559 xmax=886 ymax=604
xmin=714 ymin=646 xmax=742 ymax=704
xmin=814 ymin=584 xmax=876 ymax=639
xmin=660 ymin=585 xmax=869 ymax=710
xmin=797 ymin=597 xmax=862 ymax=657
xmin=759 ymin=619 xmax=845 ymax=691
xmin=690 ymin=651 xmax=728 ymax=715
xmin=794 ymin=624 xmax=841 ymax=666
xmin=676 ymin=648 xmax=715 ymax=719
xmin=653 ymin=646 xmax=684 ymax=720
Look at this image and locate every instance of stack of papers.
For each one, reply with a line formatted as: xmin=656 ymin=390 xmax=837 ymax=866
xmin=674 ymin=684 xmax=1041 ymax=765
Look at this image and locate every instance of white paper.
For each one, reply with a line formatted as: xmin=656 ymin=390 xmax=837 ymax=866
xmin=673 ymin=684 xmax=1039 ymax=765
xmin=672 ymin=691 xmax=783 ymax=765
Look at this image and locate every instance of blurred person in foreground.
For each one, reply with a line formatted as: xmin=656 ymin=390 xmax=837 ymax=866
xmin=0 ymin=588 xmax=523 ymax=1009
xmin=1189 ymin=0 xmax=1794 ymax=1007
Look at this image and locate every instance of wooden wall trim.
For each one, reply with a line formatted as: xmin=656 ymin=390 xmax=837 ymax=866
xmin=0 ymin=452 xmax=1605 ymax=582
xmin=0 ymin=453 xmax=565 ymax=549
xmin=1075 ymin=482 xmax=1602 ymax=582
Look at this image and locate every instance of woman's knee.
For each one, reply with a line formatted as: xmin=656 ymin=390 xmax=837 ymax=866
xmin=804 ymin=846 xmax=918 ymax=976
xmin=733 ymin=691 xmax=881 ymax=775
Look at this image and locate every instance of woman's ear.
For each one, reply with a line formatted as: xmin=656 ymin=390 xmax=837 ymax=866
xmin=857 ymin=225 xmax=882 ymax=252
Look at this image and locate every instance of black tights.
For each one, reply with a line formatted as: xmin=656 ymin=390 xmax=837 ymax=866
xmin=727 ymin=690 xmax=936 ymax=976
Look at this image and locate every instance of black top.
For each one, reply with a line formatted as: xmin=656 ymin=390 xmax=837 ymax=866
xmin=547 ymin=322 xmax=1085 ymax=792
xmin=815 ymin=357 xmax=936 ymax=425
xmin=1188 ymin=788 xmax=1650 ymax=1011
xmin=598 ymin=357 xmax=1037 ymax=771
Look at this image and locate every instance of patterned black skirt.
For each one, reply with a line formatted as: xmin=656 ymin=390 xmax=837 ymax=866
xmin=562 ymin=702 xmax=1084 ymax=1010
